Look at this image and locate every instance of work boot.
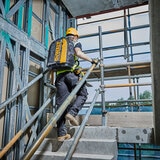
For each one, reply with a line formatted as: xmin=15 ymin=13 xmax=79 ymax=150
xmin=58 ymin=134 xmax=71 ymax=142
xmin=65 ymin=113 xmax=79 ymax=126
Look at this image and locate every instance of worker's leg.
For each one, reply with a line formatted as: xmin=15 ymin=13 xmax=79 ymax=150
xmin=68 ymin=84 xmax=88 ymax=116
xmin=55 ymin=73 xmax=70 ymax=137
xmin=65 ymin=72 xmax=88 ymax=117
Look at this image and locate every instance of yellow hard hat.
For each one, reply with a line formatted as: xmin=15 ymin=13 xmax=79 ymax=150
xmin=66 ymin=27 xmax=79 ymax=37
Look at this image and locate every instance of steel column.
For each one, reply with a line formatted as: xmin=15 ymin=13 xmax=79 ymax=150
xmin=99 ymin=26 xmax=106 ymax=126
xmin=149 ymin=0 xmax=160 ymax=144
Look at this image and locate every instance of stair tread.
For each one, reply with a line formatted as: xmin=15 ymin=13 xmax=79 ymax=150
xmin=78 ymin=138 xmax=116 ymax=142
xmin=34 ymin=150 xmax=114 ymax=159
xmin=44 ymin=137 xmax=116 ymax=142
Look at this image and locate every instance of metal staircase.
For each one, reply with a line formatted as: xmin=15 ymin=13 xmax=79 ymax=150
xmin=31 ymin=126 xmax=118 ymax=160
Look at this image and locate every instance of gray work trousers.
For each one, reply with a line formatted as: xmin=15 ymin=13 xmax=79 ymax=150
xmin=55 ymin=72 xmax=88 ymax=137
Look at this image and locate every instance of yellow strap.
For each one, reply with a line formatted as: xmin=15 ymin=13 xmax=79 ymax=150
xmin=60 ymin=38 xmax=67 ymax=63
xmin=54 ymin=41 xmax=61 ymax=61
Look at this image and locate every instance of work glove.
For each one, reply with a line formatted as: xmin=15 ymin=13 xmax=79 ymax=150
xmin=74 ymin=67 xmax=83 ymax=75
xmin=91 ymin=58 xmax=99 ymax=66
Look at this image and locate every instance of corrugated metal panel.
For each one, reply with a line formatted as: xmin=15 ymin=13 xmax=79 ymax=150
xmin=61 ymin=0 xmax=148 ymax=18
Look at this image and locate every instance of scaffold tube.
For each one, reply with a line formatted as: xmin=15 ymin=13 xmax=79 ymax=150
xmin=103 ymin=82 xmax=151 ymax=88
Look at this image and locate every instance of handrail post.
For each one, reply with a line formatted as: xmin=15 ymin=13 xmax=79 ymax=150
xmin=99 ymin=26 xmax=107 ymax=126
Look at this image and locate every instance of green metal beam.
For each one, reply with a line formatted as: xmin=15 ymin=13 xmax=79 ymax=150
xmin=4 ymin=0 xmax=10 ymax=14
xmin=27 ymin=0 xmax=32 ymax=36
xmin=44 ymin=0 xmax=49 ymax=48
xmin=6 ymin=0 xmax=26 ymax=19
xmin=18 ymin=6 xmax=23 ymax=29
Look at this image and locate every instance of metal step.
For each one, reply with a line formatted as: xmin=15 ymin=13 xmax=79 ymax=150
xmin=47 ymin=126 xmax=117 ymax=139
xmin=31 ymin=126 xmax=118 ymax=160
xmin=74 ymin=126 xmax=117 ymax=139
xmin=58 ymin=138 xmax=117 ymax=155
xmin=36 ymin=138 xmax=117 ymax=155
xmin=32 ymin=151 xmax=115 ymax=160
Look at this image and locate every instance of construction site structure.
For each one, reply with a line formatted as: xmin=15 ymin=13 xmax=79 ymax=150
xmin=0 ymin=0 xmax=160 ymax=159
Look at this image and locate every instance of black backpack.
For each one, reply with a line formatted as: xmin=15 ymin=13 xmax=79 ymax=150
xmin=47 ymin=37 xmax=76 ymax=71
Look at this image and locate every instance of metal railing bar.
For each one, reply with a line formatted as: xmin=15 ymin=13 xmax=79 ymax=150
xmin=0 ymin=69 xmax=49 ymax=110
xmin=85 ymin=99 xmax=152 ymax=105
xmin=103 ymin=82 xmax=151 ymax=88
xmin=82 ymin=61 xmax=150 ymax=71
xmin=87 ymin=73 xmax=151 ymax=82
xmin=0 ymin=92 xmax=55 ymax=159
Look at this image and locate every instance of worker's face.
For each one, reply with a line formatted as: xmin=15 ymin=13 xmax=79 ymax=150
xmin=73 ymin=35 xmax=78 ymax=42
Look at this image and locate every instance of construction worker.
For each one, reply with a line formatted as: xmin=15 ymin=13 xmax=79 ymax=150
xmin=55 ymin=27 xmax=98 ymax=141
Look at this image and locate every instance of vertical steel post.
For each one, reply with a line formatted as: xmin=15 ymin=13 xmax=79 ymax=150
xmin=17 ymin=6 xmax=23 ymax=29
xmin=136 ymin=78 xmax=140 ymax=111
xmin=134 ymin=144 xmax=137 ymax=160
xmin=44 ymin=0 xmax=49 ymax=48
xmin=27 ymin=0 xmax=32 ymax=36
xmin=149 ymin=0 xmax=160 ymax=144
xmin=98 ymin=26 xmax=106 ymax=126
xmin=59 ymin=6 xmax=64 ymax=37
xmin=4 ymin=0 xmax=10 ymax=14
xmin=127 ymin=9 xmax=133 ymax=62
xmin=127 ymin=65 xmax=133 ymax=111
xmin=55 ymin=12 xmax=59 ymax=39
xmin=124 ymin=9 xmax=129 ymax=60
xmin=0 ymin=35 xmax=6 ymax=103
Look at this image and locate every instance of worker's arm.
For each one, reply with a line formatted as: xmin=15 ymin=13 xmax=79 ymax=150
xmin=74 ymin=47 xmax=92 ymax=62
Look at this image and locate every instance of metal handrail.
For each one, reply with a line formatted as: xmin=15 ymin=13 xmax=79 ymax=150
xmin=22 ymin=63 xmax=97 ymax=160
xmin=0 ymin=93 xmax=55 ymax=159
xmin=65 ymin=89 xmax=100 ymax=160
xmin=103 ymin=82 xmax=151 ymax=88
xmin=0 ymin=69 xmax=49 ymax=110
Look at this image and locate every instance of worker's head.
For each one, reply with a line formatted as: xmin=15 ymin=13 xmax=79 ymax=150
xmin=66 ymin=27 xmax=79 ymax=39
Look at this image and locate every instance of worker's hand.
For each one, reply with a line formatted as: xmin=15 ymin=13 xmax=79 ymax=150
xmin=74 ymin=67 xmax=83 ymax=75
xmin=91 ymin=58 xmax=99 ymax=66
